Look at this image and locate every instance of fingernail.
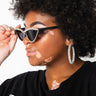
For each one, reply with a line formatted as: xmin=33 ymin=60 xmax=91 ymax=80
xmin=8 ymin=27 xmax=11 ymax=31
xmin=0 ymin=27 xmax=5 ymax=31
xmin=16 ymin=24 xmax=21 ymax=28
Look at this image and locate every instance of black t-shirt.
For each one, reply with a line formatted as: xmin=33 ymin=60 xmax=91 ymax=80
xmin=0 ymin=61 xmax=96 ymax=96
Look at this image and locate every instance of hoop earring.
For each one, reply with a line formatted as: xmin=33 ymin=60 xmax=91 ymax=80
xmin=68 ymin=44 xmax=75 ymax=64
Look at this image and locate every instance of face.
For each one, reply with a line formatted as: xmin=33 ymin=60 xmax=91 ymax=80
xmin=23 ymin=11 xmax=68 ymax=66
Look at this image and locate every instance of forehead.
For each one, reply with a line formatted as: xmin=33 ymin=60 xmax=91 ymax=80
xmin=25 ymin=11 xmax=56 ymax=27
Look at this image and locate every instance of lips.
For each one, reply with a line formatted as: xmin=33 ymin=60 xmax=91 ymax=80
xmin=26 ymin=48 xmax=36 ymax=56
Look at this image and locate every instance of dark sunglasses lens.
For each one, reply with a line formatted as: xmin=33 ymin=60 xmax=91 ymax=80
xmin=15 ymin=30 xmax=25 ymax=40
xmin=26 ymin=30 xmax=37 ymax=41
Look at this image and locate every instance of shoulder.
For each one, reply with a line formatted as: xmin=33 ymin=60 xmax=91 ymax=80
xmin=84 ymin=61 xmax=96 ymax=95
xmin=83 ymin=61 xmax=96 ymax=83
xmin=84 ymin=61 xmax=96 ymax=74
xmin=12 ymin=70 xmax=45 ymax=80
xmin=0 ymin=70 xmax=45 ymax=88
xmin=78 ymin=61 xmax=96 ymax=81
xmin=0 ymin=70 xmax=45 ymax=95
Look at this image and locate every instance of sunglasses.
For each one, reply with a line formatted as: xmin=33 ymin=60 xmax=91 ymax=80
xmin=15 ymin=26 xmax=58 ymax=43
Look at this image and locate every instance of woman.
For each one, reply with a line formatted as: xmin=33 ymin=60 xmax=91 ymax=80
xmin=0 ymin=0 xmax=96 ymax=96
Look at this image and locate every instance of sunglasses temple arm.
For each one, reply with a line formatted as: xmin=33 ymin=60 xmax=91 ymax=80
xmin=39 ymin=26 xmax=58 ymax=31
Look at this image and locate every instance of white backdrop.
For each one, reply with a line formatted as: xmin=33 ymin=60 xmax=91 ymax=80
xmin=0 ymin=0 xmax=96 ymax=85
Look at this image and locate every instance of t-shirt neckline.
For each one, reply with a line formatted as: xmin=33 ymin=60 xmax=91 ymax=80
xmin=42 ymin=61 xmax=90 ymax=95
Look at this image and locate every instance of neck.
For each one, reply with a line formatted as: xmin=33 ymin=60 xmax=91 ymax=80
xmin=45 ymin=53 xmax=84 ymax=90
xmin=46 ymin=58 xmax=84 ymax=80
xmin=44 ymin=44 xmax=85 ymax=90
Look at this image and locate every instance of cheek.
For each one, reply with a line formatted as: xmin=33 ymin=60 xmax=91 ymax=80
xmin=37 ymin=31 xmax=65 ymax=60
xmin=28 ymin=31 xmax=66 ymax=66
xmin=35 ymin=51 xmax=42 ymax=58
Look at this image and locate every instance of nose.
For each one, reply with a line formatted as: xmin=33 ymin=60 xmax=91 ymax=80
xmin=23 ymin=36 xmax=33 ymax=45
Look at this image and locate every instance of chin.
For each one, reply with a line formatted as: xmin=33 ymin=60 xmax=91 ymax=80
xmin=28 ymin=55 xmax=54 ymax=66
xmin=29 ymin=61 xmax=41 ymax=66
xmin=28 ymin=57 xmax=47 ymax=66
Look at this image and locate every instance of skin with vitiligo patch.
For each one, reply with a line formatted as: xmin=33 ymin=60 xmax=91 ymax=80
xmin=44 ymin=56 xmax=53 ymax=63
xmin=39 ymin=56 xmax=53 ymax=65
xmin=35 ymin=27 xmax=54 ymax=59
xmin=49 ymin=31 xmax=54 ymax=36
xmin=28 ymin=46 xmax=42 ymax=59
xmin=51 ymin=80 xmax=60 ymax=90
xmin=35 ymin=29 xmax=54 ymax=60
xmin=24 ymin=11 xmax=84 ymax=90
xmin=0 ymin=10 xmax=85 ymax=92
xmin=35 ymin=51 xmax=42 ymax=58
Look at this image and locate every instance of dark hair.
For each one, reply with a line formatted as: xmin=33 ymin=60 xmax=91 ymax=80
xmin=14 ymin=0 xmax=96 ymax=57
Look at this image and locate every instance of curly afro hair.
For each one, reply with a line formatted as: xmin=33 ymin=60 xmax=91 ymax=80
xmin=14 ymin=0 xmax=96 ymax=58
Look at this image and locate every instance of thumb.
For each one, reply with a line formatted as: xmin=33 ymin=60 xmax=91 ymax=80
xmin=16 ymin=24 xmax=21 ymax=28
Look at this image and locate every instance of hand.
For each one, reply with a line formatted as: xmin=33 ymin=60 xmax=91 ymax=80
xmin=0 ymin=24 xmax=21 ymax=65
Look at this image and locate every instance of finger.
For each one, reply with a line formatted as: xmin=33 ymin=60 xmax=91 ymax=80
xmin=0 ymin=25 xmax=12 ymax=35
xmin=16 ymin=24 xmax=21 ymax=28
xmin=2 ymin=25 xmax=15 ymax=35
xmin=0 ymin=26 xmax=6 ymax=34
xmin=8 ymin=26 xmax=15 ymax=35
xmin=0 ymin=26 xmax=12 ymax=37
xmin=2 ymin=24 xmax=10 ymax=31
xmin=5 ymin=31 xmax=11 ymax=36
xmin=4 ymin=27 xmax=12 ymax=36
xmin=0 ymin=37 xmax=10 ymax=43
xmin=10 ymin=25 xmax=21 ymax=35
xmin=0 ymin=35 xmax=8 ymax=41
xmin=9 ymin=34 xmax=18 ymax=51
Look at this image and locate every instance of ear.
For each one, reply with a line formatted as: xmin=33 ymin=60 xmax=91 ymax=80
xmin=65 ymin=38 xmax=74 ymax=46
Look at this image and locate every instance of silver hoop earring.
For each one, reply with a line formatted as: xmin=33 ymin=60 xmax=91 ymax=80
xmin=68 ymin=44 xmax=75 ymax=64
